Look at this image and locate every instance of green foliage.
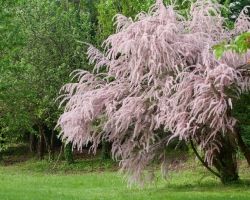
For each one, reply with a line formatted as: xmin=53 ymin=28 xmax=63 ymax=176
xmin=96 ymin=0 xmax=191 ymax=42
xmin=233 ymin=93 xmax=250 ymax=146
xmin=214 ymin=32 xmax=250 ymax=58
xmin=18 ymin=0 xmax=92 ymax=127
xmin=0 ymin=0 xmax=30 ymax=149
xmin=218 ymin=0 xmax=249 ymax=21
xmin=229 ymin=0 xmax=250 ymax=21
xmin=232 ymin=32 xmax=250 ymax=53
xmin=0 ymin=0 xmax=92 ymax=151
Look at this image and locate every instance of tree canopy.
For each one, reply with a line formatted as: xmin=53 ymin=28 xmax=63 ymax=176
xmin=58 ymin=0 xmax=250 ymax=184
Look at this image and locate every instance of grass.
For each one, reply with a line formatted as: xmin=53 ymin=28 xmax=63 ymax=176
xmin=0 ymin=158 xmax=250 ymax=200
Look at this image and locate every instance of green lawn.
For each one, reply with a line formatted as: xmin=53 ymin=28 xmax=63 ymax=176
xmin=0 ymin=160 xmax=250 ymax=200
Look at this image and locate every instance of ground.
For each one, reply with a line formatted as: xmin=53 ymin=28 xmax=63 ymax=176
xmin=0 ymin=158 xmax=250 ymax=200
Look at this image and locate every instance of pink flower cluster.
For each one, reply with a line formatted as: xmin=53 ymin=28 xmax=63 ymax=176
xmin=58 ymin=0 xmax=250 ymax=183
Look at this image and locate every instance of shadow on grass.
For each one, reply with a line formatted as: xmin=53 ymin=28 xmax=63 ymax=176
xmin=156 ymin=178 xmax=250 ymax=192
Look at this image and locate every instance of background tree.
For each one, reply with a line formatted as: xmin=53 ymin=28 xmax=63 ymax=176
xmin=19 ymin=0 xmax=92 ymax=159
xmin=0 ymin=0 xmax=30 ymax=156
xmin=0 ymin=0 xmax=92 ymax=160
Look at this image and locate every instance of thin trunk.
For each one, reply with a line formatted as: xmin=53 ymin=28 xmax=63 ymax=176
xmin=38 ymin=124 xmax=45 ymax=160
xmin=0 ymin=149 xmax=2 ymax=162
xmin=50 ymin=130 xmax=56 ymax=160
xmin=29 ymin=133 xmax=37 ymax=153
xmin=0 ymin=133 xmax=4 ymax=162
xmin=41 ymin=127 xmax=53 ymax=161
xmin=0 ymin=133 xmax=5 ymax=162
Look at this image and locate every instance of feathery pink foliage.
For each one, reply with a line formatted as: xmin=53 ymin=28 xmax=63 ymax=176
xmin=57 ymin=0 xmax=250 ymax=183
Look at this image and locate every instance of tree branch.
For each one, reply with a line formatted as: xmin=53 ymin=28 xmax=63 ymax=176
xmin=189 ymin=137 xmax=221 ymax=178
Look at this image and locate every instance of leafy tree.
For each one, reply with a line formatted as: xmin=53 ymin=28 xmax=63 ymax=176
xmin=0 ymin=0 xmax=31 ymax=155
xmin=0 ymin=0 xmax=92 ymax=159
xmin=19 ymin=0 xmax=92 ymax=159
xmin=58 ymin=0 xmax=250 ymax=184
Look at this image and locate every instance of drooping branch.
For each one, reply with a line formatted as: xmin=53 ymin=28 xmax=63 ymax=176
xmin=189 ymin=137 xmax=221 ymax=178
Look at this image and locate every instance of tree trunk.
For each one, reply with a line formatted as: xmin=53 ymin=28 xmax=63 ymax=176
xmin=0 ymin=148 xmax=3 ymax=162
xmin=212 ymin=136 xmax=239 ymax=184
xmin=38 ymin=124 xmax=46 ymax=160
xmin=191 ymin=134 xmax=239 ymax=184
xmin=29 ymin=133 xmax=37 ymax=153
xmin=0 ymin=133 xmax=4 ymax=162
xmin=50 ymin=130 xmax=56 ymax=160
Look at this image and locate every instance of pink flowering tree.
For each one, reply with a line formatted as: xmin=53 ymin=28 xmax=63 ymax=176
xmin=57 ymin=0 xmax=250 ymax=184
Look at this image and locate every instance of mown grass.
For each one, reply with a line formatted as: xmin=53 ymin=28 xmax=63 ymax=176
xmin=0 ymin=159 xmax=250 ymax=200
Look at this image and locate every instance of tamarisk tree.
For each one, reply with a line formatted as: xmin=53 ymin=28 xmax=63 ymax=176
xmin=58 ymin=0 xmax=250 ymax=184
